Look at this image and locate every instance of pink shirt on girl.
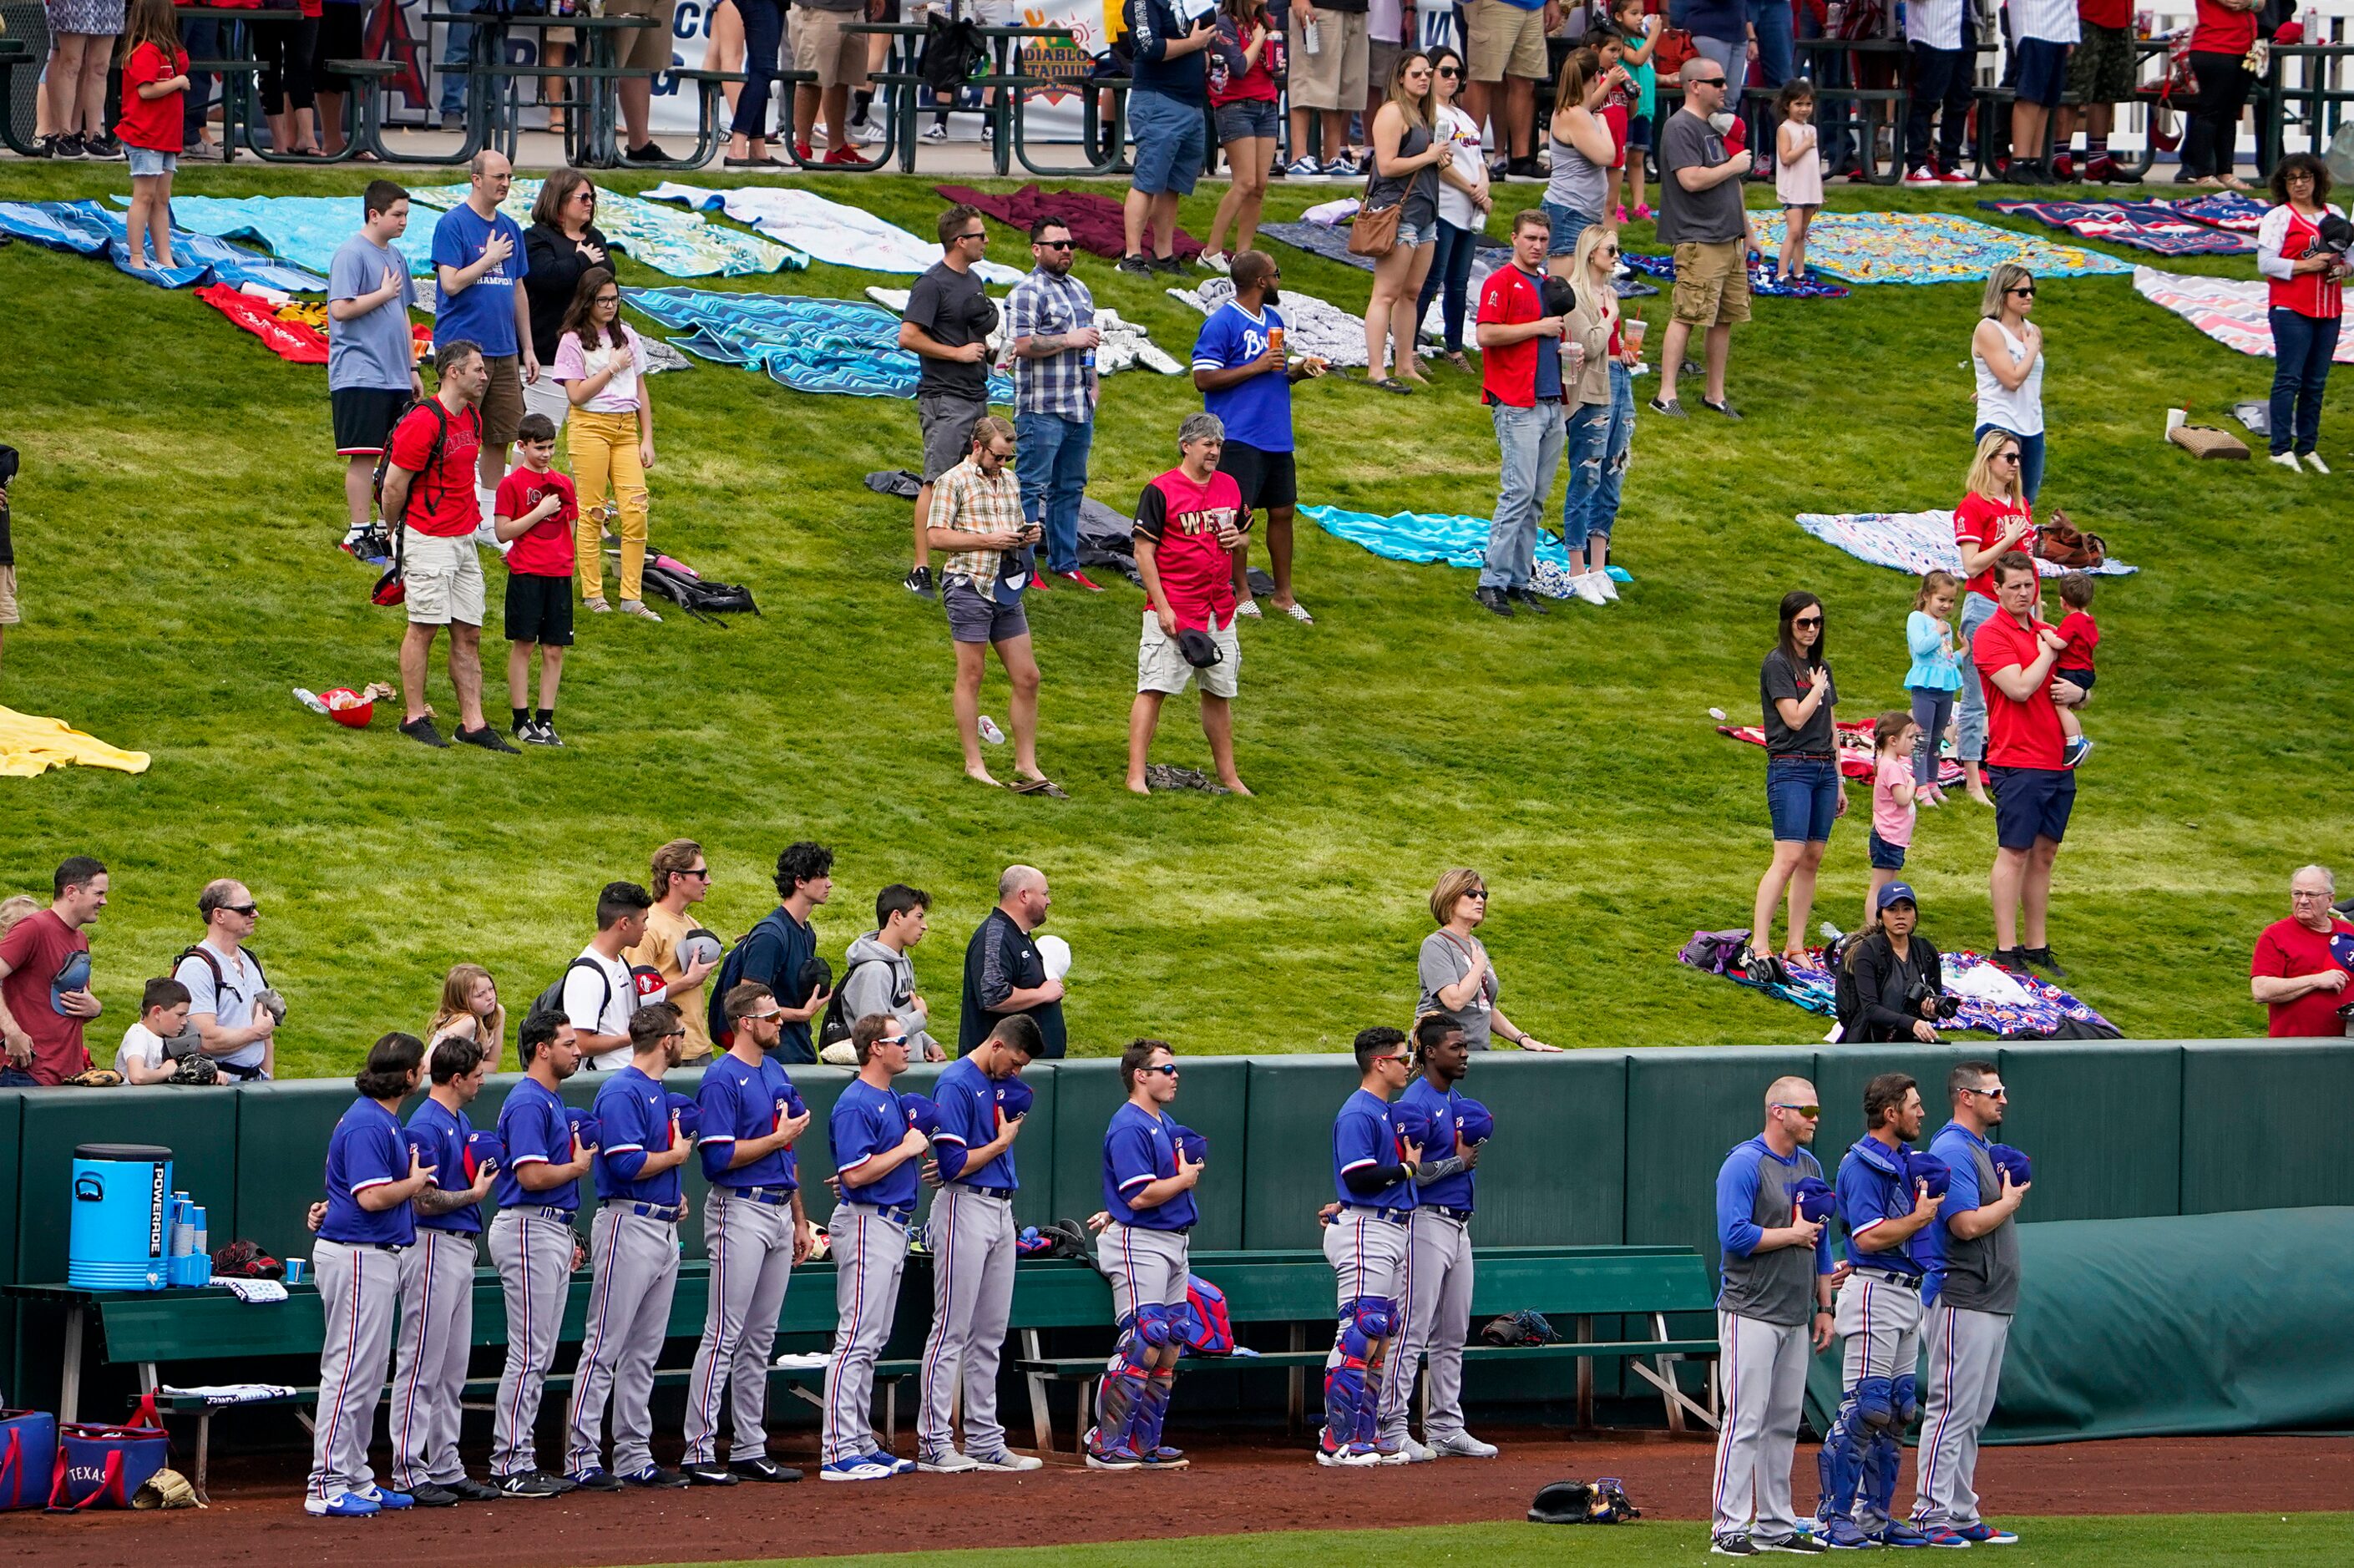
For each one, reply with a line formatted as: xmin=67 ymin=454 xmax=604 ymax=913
xmin=1871 ymin=754 xmax=1916 ymax=847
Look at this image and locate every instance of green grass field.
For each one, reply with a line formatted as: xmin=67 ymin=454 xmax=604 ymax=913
xmin=2 ymin=166 xmax=2346 ymax=1078
xmin=675 ymin=1516 xmax=2354 ymax=1567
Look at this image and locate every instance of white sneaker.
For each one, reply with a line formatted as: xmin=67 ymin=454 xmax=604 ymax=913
xmin=1901 ymin=165 xmax=1941 ymax=188
xmin=1594 ymin=571 xmax=1621 ymax=601
xmin=1315 ymin=1444 xmax=1380 ymax=1467
xmin=969 ymin=1449 xmax=1044 ymax=1472
xmin=2271 ymin=451 xmax=2305 ymax=472
xmin=1430 ymin=1429 xmax=1500 ymax=1458
xmin=2304 ymin=452 xmax=2331 ymax=474
xmin=1198 ymin=250 xmax=1232 ymax=275
xmin=1396 ymin=1435 xmax=1436 ymax=1463
xmin=1572 ymin=572 xmax=1609 ymax=606
xmin=916 ymin=1451 xmax=981 ymax=1474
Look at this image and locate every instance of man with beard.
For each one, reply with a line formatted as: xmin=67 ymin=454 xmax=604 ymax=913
xmin=1006 ymin=219 xmax=1106 ymax=591
xmin=1190 ymin=250 xmax=1327 ymax=622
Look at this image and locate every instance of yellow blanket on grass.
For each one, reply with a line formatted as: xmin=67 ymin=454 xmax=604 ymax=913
xmin=0 ymin=706 xmax=150 ymax=776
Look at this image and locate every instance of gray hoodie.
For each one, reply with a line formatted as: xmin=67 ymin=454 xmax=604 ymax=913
xmin=841 ymin=930 xmax=939 ymax=1060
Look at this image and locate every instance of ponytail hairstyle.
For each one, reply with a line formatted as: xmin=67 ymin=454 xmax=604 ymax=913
xmin=1915 ymin=569 xmax=1961 ymax=610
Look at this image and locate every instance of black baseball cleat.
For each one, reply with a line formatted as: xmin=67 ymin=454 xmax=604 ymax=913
xmin=730 ymin=1457 xmax=803 ymax=1483
xmin=447 ymin=1476 xmax=504 ymax=1502
xmin=621 ymin=1466 xmax=690 ymax=1489
xmin=570 ymin=1469 xmax=625 ymax=1492
xmin=495 ymin=1469 xmax=566 ymax=1497
xmin=406 ymin=1481 xmax=462 ymax=1506
xmin=681 ymin=1462 xmax=739 ymax=1486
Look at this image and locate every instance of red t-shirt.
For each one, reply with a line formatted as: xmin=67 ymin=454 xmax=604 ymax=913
xmin=2054 ymin=608 xmax=2098 ymax=674
xmin=496 ymin=468 xmax=579 ymax=577
xmin=387 ymin=400 xmax=485 ymax=539
xmin=0 ymin=908 xmax=94 ymax=1085
xmin=117 ymin=43 xmax=189 ymax=154
xmin=2078 ymin=0 xmax=2132 ymax=30
xmin=1477 ymin=264 xmax=1548 ymax=408
xmin=1953 ymin=490 xmax=2032 ymax=602
xmin=2189 ymin=0 xmax=2257 ymax=54
xmin=1973 ymin=609 xmax=2066 ymax=770
xmin=1134 ymin=467 xmax=1246 ymax=633
xmin=2250 ymin=916 xmax=2354 ymax=1038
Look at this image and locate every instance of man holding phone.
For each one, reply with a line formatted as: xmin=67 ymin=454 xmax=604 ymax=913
xmin=927 ymin=417 xmax=1063 ymax=797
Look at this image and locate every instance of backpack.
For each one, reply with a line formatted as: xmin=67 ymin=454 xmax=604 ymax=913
xmin=2031 ymin=510 xmax=2108 ymax=570
xmin=640 ymin=557 xmax=760 ymax=625
xmin=368 ymin=398 xmax=454 ymax=607
xmin=921 ymin=13 xmax=985 ymax=94
xmin=525 ymin=956 xmax=616 ymax=1034
xmin=815 ymin=957 xmax=890 ymax=1051
xmin=170 ymin=946 xmax=272 ymax=1079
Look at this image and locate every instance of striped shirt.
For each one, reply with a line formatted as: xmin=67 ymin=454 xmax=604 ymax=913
xmin=1004 ymin=267 xmax=1097 ymax=421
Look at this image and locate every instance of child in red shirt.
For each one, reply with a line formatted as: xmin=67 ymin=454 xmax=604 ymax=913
xmin=2052 ymin=571 xmax=2098 ymax=769
xmin=494 ymin=413 xmax=580 ymax=747
xmin=118 ymin=0 xmax=190 ymax=272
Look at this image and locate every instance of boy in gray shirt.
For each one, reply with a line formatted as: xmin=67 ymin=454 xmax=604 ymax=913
xmin=327 ymin=180 xmax=423 ymax=560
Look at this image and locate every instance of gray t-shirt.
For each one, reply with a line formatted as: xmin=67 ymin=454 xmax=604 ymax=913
xmin=1935 ymin=1131 xmax=2022 ymax=1314
xmin=1416 ymin=930 xmax=1496 ymax=1050
xmin=904 ymin=260 xmax=1000 ymax=402
xmin=1657 ymin=110 xmax=1748 ymax=246
xmin=327 ymin=235 xmax=418 ymax=392
xmin=172 ymin=941 xmax=268 ymax=1079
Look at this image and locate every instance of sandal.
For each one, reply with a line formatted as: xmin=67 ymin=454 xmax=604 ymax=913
xmin=1010 ymin=775 xmax=1069 ymax=798
xmin=1280 ymin=600 xmax=1314 ymax=625
xmin=1233 ymin=598 xmax=1263 ymax=619
xmin=1365 ymin=375 xmax=1415 ymax=394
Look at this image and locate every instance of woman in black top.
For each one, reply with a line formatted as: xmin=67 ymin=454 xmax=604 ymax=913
xmin=521 ymin=168 xmax=612 ymax=430
xmin=1839 ymin=887 xmax=1947 ymax=1044
xmin=1749 ymin=589 xmax=1845 ymax=972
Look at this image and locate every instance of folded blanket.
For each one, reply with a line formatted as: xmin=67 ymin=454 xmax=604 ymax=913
xmin=1622 ymin=251 xmax=1850 ymax=299
xmin=0 ymin=706 xmax=152 ymax=777
xmin=1717 ymin=719 xmax=1965 ymax=788
xmin=1166 ymin=276 xmax=1368 ymax=366
xmin=1302 ymin=503 xmax=1631 ymax=599
xmin=1978 ymin=199 xmax=2254 ymax=256
xmin=1739 ymin=210 xmax=2132 ymax=285
xmin=1678 ymin=933 xmax=2118 ymax=1039
xmin=625 ymin=287 xmax=1014 ymax=402
xmin=2134 ymin=264 xmax=2354 ymax=362
xmin=139 ymin=194 xmax=433 ymax=278
xmin=197 ymin=283 xmax=432 ymax=367
xmin=412 ymin=180 xmax=799 ymax=277
xmin=1795 ymin=510 xmax=2137 ymax=579
xmin=935 ymin=182 xmax=1204 ymax=261
xmin=2154 ymin=190 xmax=2270 ymax=232
xmin=0 ymin=200 xmax=325 ymax=292
xmin=646 ymin=183 xmax=1023 ymax=283
xmin=862 ymin=286 xmax=1180 ymax=376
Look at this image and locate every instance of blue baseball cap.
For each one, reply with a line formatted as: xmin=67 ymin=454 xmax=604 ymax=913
xmin=1876 ymin=882 xmax=1919 ymax=911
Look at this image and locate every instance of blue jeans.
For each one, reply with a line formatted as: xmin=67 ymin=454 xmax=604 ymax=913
xmin=1481 ymin=402 xmax=1567 ymax=589
xmin=1417 ymin=219 xmax=1480 ymax=352
xmin=733 ymin=0 xmax=787 ymax=141
xmin=1908 ymin=685 xmax=1955 ymax=788
xmin=1975 ymin=422 xmax=2045 ymax=504
xmin=1561 ymin=399 xmax=1611 ymax=553
xmin=2269 ymin=306 xmax=2339 ymax=457
xmin=1953 ymin=590 xmax=1997 ymax=765
xmin=1591 ymin=362 xmax=1635 ymax=540
xmin=439 ymin=0 xmax=485 ymax=118
xmin=1747 ymin=0 xmax=1794 ymax=144
xmin=1015 ymin=410 xmax=1095 ymax=575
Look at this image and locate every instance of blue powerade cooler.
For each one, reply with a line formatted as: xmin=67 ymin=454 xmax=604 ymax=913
xmin=68 ymin=1144 xmax=175 ymax=1291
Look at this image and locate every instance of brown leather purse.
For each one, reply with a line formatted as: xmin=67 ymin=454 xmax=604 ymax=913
xmin=2032 ymin=509 xmax=2108 ymax=570
xmin=1348 ymin=200 xmax=1401 ymax=258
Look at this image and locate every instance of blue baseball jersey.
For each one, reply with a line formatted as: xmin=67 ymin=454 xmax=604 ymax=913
xmin=696 ymin=1050 xmax=804 ymax=1191
xmin=320 ymin=1097 xmax=415 ymax=1247
xmin=1192 ymin=300 xmax=1294 ymax=453
xmin=592 ymin=1065 xmax=683 ymax=1205
xmin=1101 ymin=1101 xmax=1197 ymax=1230
xmin=1715 ymin=1136 xmax=1837 ymax=1327
xmin=494 ymin=1075 xmax=580 ymax=1212
xmin=833 ymin=1077 xmax=918 ymax=1210
xmin=405 ymin=1095 xmax=482 ymax=1236
xmin=1833 ymin=1135 xmax=1925 ymax=1279
xmin=1333 ymin=1087 xmax=1415 ymax=1211
xmin=1399 ymin=1078 xmax=1472 ymax=1211
xmin=934 ymin=1055 xmax=1016 ymax=1191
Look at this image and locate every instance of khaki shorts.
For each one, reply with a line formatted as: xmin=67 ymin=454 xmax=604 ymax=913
xmin=0 ymin=564 xmax=18 ymax=626
xmin=1671 ymin=240 xmax=1752 ymax=327
xmin=1465 ymin=0 xmax=1549 ymax=84
xmin=479 ymin=354 xmax=525 ymax=448
xmin=1291 ymin=10 xmax=1369 ymax=112
xmin=792 ymin=8 xmax=871 ymax=91
xmin=608 ymin=0 xmax=681 ymax=72
xmin=1138 ymin=611 xmax=1239 ymax=700
xmin=403 ymin=528 xmax=488 ymax=627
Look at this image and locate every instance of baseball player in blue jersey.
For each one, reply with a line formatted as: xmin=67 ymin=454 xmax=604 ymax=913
xmin=304 ymin=1033 xmax=437 ymax=1517
xmin=1374 ymin=1015 xmax=1494 ymax=1463
xmin=489 ymin=1011 xmax=595 ymax=1496
xmin=820 ymin=1011 xmax=930 ymax=1481
xmin=1319 ymin=1025 xmax=1429 ymax=1468
xmin=1816 ymin=1071 xmax=1945 ymax=1550
xmin=681 ymin=981 xmax=817 ymax=1486
xmin=1912 ymin=1060 xmax=2030 ymax=1548
xmin=389 ymin=1035 xmax=504 ymax=1506
xmin=567 ymin=1003 xmax=696 ymax=1490
xmin=916 ymin=1013 xmax=1043 ymax=1473
xmin=1086 ymin=1037 xmax=1203 ymax=1471
xmin=1709 ymin=1075 xmax=1838 ymax=1557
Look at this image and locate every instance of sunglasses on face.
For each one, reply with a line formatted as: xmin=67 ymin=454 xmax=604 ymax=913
xmin=959 ymin=230 xmax=988 ymax=242
xmin=1140 ymin=1063 xmax=1181 ymax=1079
xmin=226 ymin=903 xmax=259 ymax=917
xmin=1694 ymin=75 xmax=1727 ymax=87
xmin=878 ymin=1034 xmax=910 ymax=1050
xmin=2007 ymin=286 xmax=2035 ymax=297
xmin=1793 ymin=615 xmax=1822 ymax=628
xmin=745 ymin=1009 xmax=783 ymax=1024
xmin=1438 ymin=65 xmax=1461 ymax=77
xmin=1991 ymin=452 xmax=2020 ymax=465
xmin=685 ymin=867 xmax=711 ymax=880
xmin=1037 ymin=239 xmax=1075 ymax=250
xmin=1966 ymin=1085 xmax=2007 ymax=1100
xmin=1376 ymin=1054 xmax=1411 ymax=1070
xmin=1771 ymin=1103 xmax=1821 ymax=1119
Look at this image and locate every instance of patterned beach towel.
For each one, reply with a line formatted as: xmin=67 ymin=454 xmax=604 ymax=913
xmin=1739 ymin=210 xmax=2133 ymax=285
xmin=1716 ymin=718 xmax=1965 ymax=788
xmin=645 ymin=183 xmax=1024 ymax=283
xmin=2133 ymin=264 xmax=2354 ymax=362
xmin=196 ymin=283 xmax=432 ymax=367
xmin=1677 ymin=936 xmax=2119 ymax=1039
xmin=1300 ymin=503 xmax=1631 ymax=600
xmin=624 ymin=287 xmax=1014 ymax=402
xmin=138 ymin=194 xmax=430 ymax=277
xmin=1978 ymin=199 xmax=2255 ymax=255
xmin=2156 ymin=190 xmax=2270 ymax=232
xmin=1622 ymin=251 xmax=1850 ymax=298
xmin=0 ymin=200 xmax=325 ymax=291
xmin=412 ymin=180 xmax=800 ymax=278
xmin=1795 ymin=510 xmax=2138 ymax=579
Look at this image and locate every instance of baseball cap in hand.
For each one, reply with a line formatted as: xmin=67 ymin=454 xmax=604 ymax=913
xmin=630 ymin=964 xmax=667 ymax=1001
xmin=1905 ymin=1150 xmax=1951 ymax=1199
xmin=1176 ymin=628 xmax=1223 ymax=668
xmin=796 ymin=957 xmax=833 ymax=1006
xmin=1389 ymin=1106 xmax=1435 ymax=1155
xmin=995 ymin=1077 xmax=1035 ymax=1121
xmin=666 ymin=1092 xmax=701 ymax=1141
xmin=565 ymin=1108 xmax=602 ymax=1149
xmin=1170 ymin=1122 xmax=1207 ymax=1164
xmin=1791 ymin=1176 xmax=1837 ymax=1224
xmin=1989 ymin=1145 xmax=2032 ymax=1186
xmin=899 ymin=1093 xmax=943 ymax=1139
xmin=463 ymin=1130 xmax=505 ymax=1183
xmin=1455 ymin=1098 xmax=1496 ymax=1146
xmin=1036 ymin=933 xmax=1071 ymax=981
xmin=679 ymin=928 xmax=724 ymax=969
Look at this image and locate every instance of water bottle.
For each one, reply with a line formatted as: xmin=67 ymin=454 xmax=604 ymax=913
xmin=293 ymin=687 xmax=330 ymax=716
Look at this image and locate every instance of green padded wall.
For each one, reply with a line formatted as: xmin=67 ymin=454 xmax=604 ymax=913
xmin=0 ymin=1090 xmax=20 ymax=1394
xmin=1457 ymin=1051 xmax=1628 ymax=1246
xmin=1623 ymin=1047 xmax=1820 ymax=1267
xmin=1046 ymin=1057 xmax=1248 ymax=1249
xmin=19 ymin=1085 xmax=245 ymax=1283
xmin=1811 ymin=1043 xmax=1972 ymax=1158
xmin=2179 ymin=1040 xmax=2354 ymax=1213
xmin=1240 ymin=1055 xmax=1364 ymax=1250
xmin=1997 ymin=1041 xmax=2183 ymax=1221
xmin=230 ymin=1079 xmax=354 ymax=1267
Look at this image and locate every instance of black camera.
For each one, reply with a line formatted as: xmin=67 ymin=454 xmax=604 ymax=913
xmin=1906 ymin=980 xmax=1959 ymax=1022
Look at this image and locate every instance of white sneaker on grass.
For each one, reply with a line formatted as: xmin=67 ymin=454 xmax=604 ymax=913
xmin=1571 ymin=573 xmax=1609 ymax=605
xmin=1594 ymin=572 xmax=1621 ymax=601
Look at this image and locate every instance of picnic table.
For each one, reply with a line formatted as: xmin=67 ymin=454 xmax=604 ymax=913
xmin=0 ymin=36 xmax=33 ymax=158
xmin=428 ymin=11 xmax=722 ymax=169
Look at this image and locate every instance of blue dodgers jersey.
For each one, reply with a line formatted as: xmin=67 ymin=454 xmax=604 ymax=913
xmin=1399 ymin=1078 xmax=1471 ymax=1211
xmin=406 ymin=1096 xmax=481 ymax=1235
xmin=320 ymin=1098 xmax=416 ymax=1247
xmin=935 ymin=1055 xmax=1016 ymax=1191
xmin=696 ymin=1051 xmax=803 ymax=1190
xmin=1102 ymin=1101 xmax=1197 ymax=1230
xmin=832 ymin=1077 xmax=918 ymax=1210
xmin=592 ymin=1065 xmax=683 ymax=1206
xmin=1333 ymin=1087 xmax=1415 ymax=1210
xmin=1833 ymin=1136 xmax=1925 ymax=1278
xmin=1191 ymin=301 xmax=1294 ymax=453
xmin=494 ymin=1076 xmax=579 ymax=1211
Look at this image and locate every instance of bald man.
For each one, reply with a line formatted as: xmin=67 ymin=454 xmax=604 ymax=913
xmin=1709 ymin=1076 xmax=1837 ymax=1557
xmin=959 ymin=867 xmax=1066 ymax=1060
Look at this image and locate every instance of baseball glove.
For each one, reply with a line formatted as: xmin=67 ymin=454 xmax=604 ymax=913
xmin=132 ymin=1469 xmax=205 ymax=1510
xmin=1479 ymin=1310 xmax=1555 ymax=1348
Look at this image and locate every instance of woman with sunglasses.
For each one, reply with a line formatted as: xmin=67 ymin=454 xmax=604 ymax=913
xmin=1558 ymin=224 xmax=1635 ymax=606
xmin=1749 ymin=591 xmax=1845 ymax=975
xmin=1416 ymin=870 xmax=1557 ymax=1052
xmin=1414 ymin=47 xmax=1491 ymax=373
xmin=1200 ymin=0 xmax=1283 ymax=273
xmin=522 ymin=169 xmax=613 ymax=435
xmin=1362 ymin=51 xmax=1451 ymax=390
xmin=1972 ymin=265 xmax=2045 ymax=503
xmin=1951 ymin=429 xmax=2037 ymax=809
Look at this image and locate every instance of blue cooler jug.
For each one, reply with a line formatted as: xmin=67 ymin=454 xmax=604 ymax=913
xmin=68 ymin=1145 xmax=175 ymax=1291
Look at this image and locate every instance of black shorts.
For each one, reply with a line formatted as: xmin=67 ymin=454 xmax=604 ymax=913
xmin=332 ymin=386 xmax=410 ymax=457
xmin=1215 ymin=439 xmax=1298 ymax=513
xmin=504 ymin=571 xmax=575 ymax=647
xmin=2058 ymin=667 xmax=2095 ymax=692
xmin=1987 ymin=765 xmax=2075 ymax=850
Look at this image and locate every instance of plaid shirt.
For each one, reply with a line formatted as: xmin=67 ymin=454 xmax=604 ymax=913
xmin=935 ymin=454 xmax=1027 ymax=595
xmin=1003 ymin=267 xmax=1096 ymax=421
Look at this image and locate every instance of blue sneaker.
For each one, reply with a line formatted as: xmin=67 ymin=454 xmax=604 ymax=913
xmin=1877 ymin=1521 xmax=1931 ymax=1549
xmin=1956 ymin=1525 xmax=2017 ymax=1545
xmin=303 ymin=1491 xmax=381 ymax=1517
xmin=863 ymin=1449 xmax=915 ymax=1475
xmin=1917 ymin=1526 xmax=1973 ymax=1548
xmin=1822 ymin=1518 xmax=1879 ymax=1549
xmin=360 ymin=1485 xmax=413 ymax=1510
xmin=818 ymin=1456 xmax=895 ymax=1482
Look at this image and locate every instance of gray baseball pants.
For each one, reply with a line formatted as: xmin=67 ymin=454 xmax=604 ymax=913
xmin=306 ymin=1237 xmax=401 ymax=1505
xmin=1378 ymin=1207 xmax=1475 ymax=1445
xmin=682 ymin=1192 xmax=797 ymax=1465
xmin=1912 ymin=1303 xmax=2011 ymax=1530
xmin=391 ymin=1227 xmax=478 ymax=1490
xmin=822 ymin=1201 xmax=910 ymax=1463
xmin=1836 ymin=1270 xmax=1926 ymax=1534
xmin=565 ymin=1203 xmax=681 ymax=1478
xmin=1710 ymin=1310 xmax=1811 ymax=1543
xmin=489 ymin=1205 xmax=576 ymax=1477
xmin=918 ymin=1186 xmax=1017 ymax=1459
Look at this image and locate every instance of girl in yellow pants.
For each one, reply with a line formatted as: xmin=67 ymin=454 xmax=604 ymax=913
xmin=552 ymin=266 xmax=659 ymax=619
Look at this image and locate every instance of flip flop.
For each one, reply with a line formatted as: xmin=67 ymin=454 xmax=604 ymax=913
xmin=1364 ymin=375 xmax=1415 ymax=395
xmin=1234 ymin=599 xmax=1263 ymax=619
xmin=1281 ymin=601 xmax=1314 ymax=625
xmin=1010 ymin=776 xmax=1069 ymax=798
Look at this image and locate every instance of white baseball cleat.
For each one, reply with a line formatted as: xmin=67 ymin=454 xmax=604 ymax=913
xmin=917 ymin=1451 xmax=981 ymax=1474
xmin=1430 ymin=1430 xmax=1500 ymax=1458
xmin=969 ymin=1449 xmax=1045 ymax=1472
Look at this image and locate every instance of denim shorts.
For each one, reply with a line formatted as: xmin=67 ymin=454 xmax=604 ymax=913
xmin=1765 ymin=755 xmax=1840 ymax=843
xmin=1545 ymin=202 xmax=1598 ymax=257
xmin=1130 ymin=87 xmax=1208 ymax=196
xmin=1626 ymin=113 xmax=1653 ymax=150
xmin=1213 ymin=97 xmax=1280 ymax=144
xmin=1398 ymin=219 xmax=1437 ymax=248
xmin=1867 ymin=831 xmax=1907 ymax=871
xmin=127 ymin=147 xmax=178 ymax=178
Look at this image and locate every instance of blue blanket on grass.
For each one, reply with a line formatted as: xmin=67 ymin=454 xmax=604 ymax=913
xmin=1301 ymin=503 xmax=1631 ymax=599
xmin=624 ymin=287 xmax=1015 ymax=403
xmin=0 ymin=200 xmax=326 ymax=291
xmin=126 ymin=195 xmax=424 ymax=279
